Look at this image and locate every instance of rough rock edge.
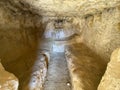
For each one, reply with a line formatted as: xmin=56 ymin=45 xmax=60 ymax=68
xmin=98 ymin=48 xmax=120 ymax=90
xmin=0 ymin=61 xmax=19 ymax=90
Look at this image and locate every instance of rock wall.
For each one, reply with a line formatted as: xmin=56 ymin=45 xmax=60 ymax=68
xmin=65 ymin=43 xmax=106 ymax=90
xmin=0 ymin=62 xmax=19 ymax=90
xmin=0 ymin=2 xmax=43 ymax=65
xmin=0 ymin=2 xmax=44 ymax=88
xmin=78 ymin=6 xmax=120 ymax=62
xmin=98 ymin=48 xmax=120 ymax=90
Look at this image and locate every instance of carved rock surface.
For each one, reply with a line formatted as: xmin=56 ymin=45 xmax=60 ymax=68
xmin=22 ymin=53 xmax=48 ymax=90
xmin=65 ymin=43 xmax=106 ymax=90
xmin=98 ymin=48 xmax=120 ymax=90
xmin=0 ymin=62 xmax=19 ymax=90
xmin=2 ymin=0 xmax=120 ymax=16
xmin=80 ymin=6 xmax=120 ymax=62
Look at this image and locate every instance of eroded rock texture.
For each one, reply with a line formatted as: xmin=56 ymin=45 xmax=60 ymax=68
xmin=2 ymin=0 xmax=120 ymax=16
xmin=0 ymin=62 xmax=19 ymax=90
xmin=0 ymin=1 xmax=45 ymax=89
xmin=0 ymin=1 xmax=43 ymax=67
xmin=0 ymin=0 xmax=120 ymax=90
xmin=23 ymin=53 xmax=49 ymax=90
xmin=98 ymin=48 xmax=120 ymax=90
xmin=65 ymin=43 xmax=106 ymax=90
xmin=79 ymin=6 xmax=120 ymax=62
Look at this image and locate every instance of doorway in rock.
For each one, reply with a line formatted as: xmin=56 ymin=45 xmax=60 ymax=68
xmin=42 ymin=19 xmax=73 ymax=90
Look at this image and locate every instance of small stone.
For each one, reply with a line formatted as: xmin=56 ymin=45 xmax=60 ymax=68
xmin=40 ymin=69 xmax=43 ymax=73
xmin=67 ymin=82 xmax=71 ymax=86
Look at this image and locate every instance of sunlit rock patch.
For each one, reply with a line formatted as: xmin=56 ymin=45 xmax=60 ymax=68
xmin=98 ymin=48 xmax=120 ymax=90
xmin=0 ymin=61 xmax=19 ymax=90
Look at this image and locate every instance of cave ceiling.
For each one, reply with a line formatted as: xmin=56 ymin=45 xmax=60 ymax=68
xmin=1 ymin=0 xmax=120 ymax=17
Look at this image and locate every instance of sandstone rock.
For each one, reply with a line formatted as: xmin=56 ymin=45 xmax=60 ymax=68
xmin=0 ymin=0 xmax=120 ymax=90
xmin=65 ymin=43 xmax=106 ymax=90
xmin=98 ymin=48 xmax=120 ymax=90
xmin=40 ymin=51 xmax=50 ymax=67
xmin=24 ymin=54 xmax=48 ymax=90
xmin=0 ymin=62 xmax=19 ymax=90
xmin=0 ymin=2 xmax=44 ymax=89
xmin=3 ymin=0 xmax=120 ymax=16
xmin=80 ymin=7 xmax=120 ymax=62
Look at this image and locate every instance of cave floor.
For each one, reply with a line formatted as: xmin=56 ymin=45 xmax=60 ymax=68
xmin=44 ymin=52 xmax=71 ymax=90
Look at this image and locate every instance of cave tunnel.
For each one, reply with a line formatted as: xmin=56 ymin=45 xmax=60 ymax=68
xmin=0 ymin=0 xmax=120 ymax=90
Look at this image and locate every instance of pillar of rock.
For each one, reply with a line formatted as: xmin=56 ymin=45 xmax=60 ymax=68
xmin=98 ymin=48 xmax=120 ymax=90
